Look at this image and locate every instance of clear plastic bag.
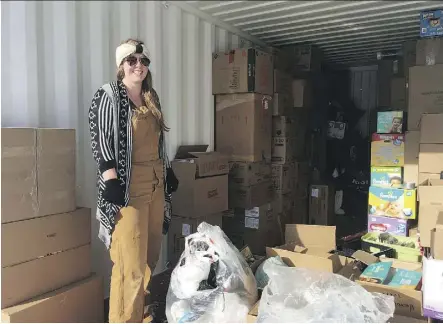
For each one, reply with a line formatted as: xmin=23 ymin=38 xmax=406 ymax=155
xmin=255 ymin=256 xmax=288 ymax=290
xmin=257 ymin=265 xmax=395 ymax=323
xmin=166 ymin=222 xmax=258 ymax=323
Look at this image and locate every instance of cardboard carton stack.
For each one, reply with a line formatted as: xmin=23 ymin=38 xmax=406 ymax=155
xmin=1 ymin=127 xmax=103 ymax=323
xmin=212 ymin=48 xmax=279 ymax=255
xmin=168 ymin=145 xmax=229 ymax=263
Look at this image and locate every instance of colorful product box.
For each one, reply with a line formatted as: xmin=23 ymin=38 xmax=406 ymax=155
xmin=420 ymin=9 xmax=443 ymax=38
xmin=368 ymin=186 xmax=417 ymax=220
xmin=377 ymin=111 xmax=404 ymax=134
xmin=368 ymin=215 xmax=410 ymax=237
xmin=371 ymin=134 xmax=404 ymax=167
xmin=370 ymin=167 xmax=403 ymax=187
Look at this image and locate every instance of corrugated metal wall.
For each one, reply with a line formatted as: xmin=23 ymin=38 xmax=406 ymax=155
xmin=1 ymin=0 xmax=255 ymax=297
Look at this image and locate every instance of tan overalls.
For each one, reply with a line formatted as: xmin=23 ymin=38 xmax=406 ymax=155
xmin=109 ymin=104 xmax=165 ymax=323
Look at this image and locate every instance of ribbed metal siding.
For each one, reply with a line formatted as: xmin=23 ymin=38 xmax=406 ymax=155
xmin=1 ymin=0 xmax=254 ymax=297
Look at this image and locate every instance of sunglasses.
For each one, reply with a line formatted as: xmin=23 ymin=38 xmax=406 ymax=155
xmin=125 ymin=56 xmax=150 ymax=67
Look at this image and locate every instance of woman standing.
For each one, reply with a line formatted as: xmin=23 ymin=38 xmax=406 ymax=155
xmin=88 ymin=39 xmax=177 ymax=323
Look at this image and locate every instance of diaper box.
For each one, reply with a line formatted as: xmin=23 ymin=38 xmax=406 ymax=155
xmin=371 ymin=134 xmax=405 ymax=167
xmin=368 ymin=186 xmax=417 ymax=220
xmin=370 ymin=167 xmax=403 ymax=187
xmin=377 ymin=111 xmax=404 ymax=134
xmin=368 ymin=215 xmax=411 ymax=237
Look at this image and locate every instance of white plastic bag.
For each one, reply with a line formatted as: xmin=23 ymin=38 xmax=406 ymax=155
xmin=166 ymin=222 xmax=258 ymax=323
xmin=257 ymin=265 xmax=395 ymax=323
xmin=255 ymin=256 xmax=288 ymax=290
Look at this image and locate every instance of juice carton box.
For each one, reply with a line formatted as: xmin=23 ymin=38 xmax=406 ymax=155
xmin=370 ymin=167 xmax=403 ymax=187
xmin=368 ymin=215 xmax=410 ymax=237
xmin=371 ymin=134 xmax=404 ymax=167
xmin=368 ymin=186 xmax=417 ymax=220
xmin=377 ymin=111 xmax=404 ymax=134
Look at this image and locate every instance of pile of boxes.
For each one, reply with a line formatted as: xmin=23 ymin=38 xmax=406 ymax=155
xmin=1 ymin=128 xmax=103 ymax=323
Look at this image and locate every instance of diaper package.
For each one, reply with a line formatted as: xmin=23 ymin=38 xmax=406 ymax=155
xmin=368 ymin=186 xmax=417 ymax=220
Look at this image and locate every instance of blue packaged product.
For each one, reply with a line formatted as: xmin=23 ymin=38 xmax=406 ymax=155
xmin=420 ymin=9 xmax=443 ymax=38
xmin=388 ymin=268 xmax=422 ymax=290
xmin=359 ymin=261 xmax=393 ymax=284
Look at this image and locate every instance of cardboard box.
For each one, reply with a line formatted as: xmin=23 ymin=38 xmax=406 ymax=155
xmin=420 ymin=9 xmax=443 ymax=38
xmin=267 ymin=224 xmax=346 ymax=273
xmin=390 ymin=78 xmax=407 ymax=110
xmin=228 ymin=161 xmax=271 ymax=187
xmin=1 ymin=275 xmax=104 ymax=323
xmin=371 ymin=134 xmax=405 ymax=167
xmin=292 ymin=196 xmax=308 ymax=224
xmin=404 ymin=131 xmax=420 ymax=185
xmin=2 ymin=208 xmax=91 ymax=268
xmin=272 ymin=93 xmax=293 ymax=116
xmin=370 ymin=167 xmax=403 ymax=187
xmin=309 ymin=185 xmax=335 ymax=226
xmin=246 ymin=301 xmax=259 ymax=323
xmin=368 ymin=186 xmax=417 ymax=220
xmin=272 ymin=116 xmax=296 ymax=138
xmin=422 ymin=257 xmax=443 ymax=319
xmin=377 ymin=111 xmax=404 ymax=134
xmin=337 ymin=250 xmax=380 ymax=282
xmin=420 ymin=113 xmax=443 ymax=144
xmin=417 ymin=38 xmax=443 ymax=67
xmin=286 ymin=45 xmax=322 ymax=72
xmin=228 ymin=181 xmax=273 ymax=209
xmin=273 ymin=69 xmax=292 ymax=94
xmin=431 ymin=212 xmax=443 ymax=259
xmin=292 ymin=79 xmax=312 ymax=108
xmin=168 ymin=213 xmax=223 ymax=264
xmin=418 ymin=179 xmax=443 ymax=247
xmin=408 ymin=65 xmax=443 ymax=131
xmin=268 ymin=47 xmax=291 ymax=73
xmin=403 ymin=41 xmax=417 ymax=80
xmin=378 ymin=60 xmax=394 ymax=107
xmin=1 ymin=244 xmax=91 ymax=309
xmin=357 ymin=259 xmax=423 ymax=319
xmin=418 ymin=172 xmax=441 ymax=186
xmin=368 ymin=215 xmax=410 ymax=237
xmin=419 ymin=144 xmax=443 ymax=174
xmin=271 ymin=163 xmax=293 ymax=194
xmin=327 ymin=121 xmax=346 ymax=140
xmin=216 ymin=93 xmax=273 ymax=162
xmin=271 ymin=137 xmax=294 ymax=164
xmin=212 ymin=48 xmax=273 ymax=95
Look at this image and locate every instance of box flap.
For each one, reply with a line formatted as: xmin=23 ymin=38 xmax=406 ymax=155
xmin=351 ymin=250 xmax=379 ymax=266
xmin=175 ymin=145 xmax=209 ymax=159
xmin=436 ymin=211 xmax=443 ymax=229
xmin=285 ymin=224 xmax=336 ymax=250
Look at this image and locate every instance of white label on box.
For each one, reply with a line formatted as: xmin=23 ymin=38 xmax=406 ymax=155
xmin=245 ymin=217 xmax=259 ymax=229
xmin=182 ymin=224 xmax=191 ymax=236
xmin=245 ymin=207 xmax=260 ymax=218
xmin=311 ymin=188 xmax=319 ymax=198
xmin=423 ymin=258 xmax=443 ymax=319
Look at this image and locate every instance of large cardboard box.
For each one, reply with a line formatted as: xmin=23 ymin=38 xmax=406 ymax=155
xmin=357 ymin=259 xmax=423 ymax=319
xmin=272 ymin=93 xmax=293 ymax=116
xmin=416 ymin=38 xmax=443 ymax=66
xmin=431 ymin=212 xmax=443 ymax=260
xmin=273 ymin=69 xmax=292 ymax=94
xmin=168 ymin=213 xmax=223 ymax=264
xmin=368 ymin=186 xmax=417 ymax=220
xmin=171 ymin=145 xmax=228 ymax=218
xmin=292 ymin=79 xmax=312 ymax=108
xmin=1 ymin=275 xmax=104 ymax=323
xmin=371 ymin=134 xmax=405 ymax=167
xmin=418 ymin=179 xmax=443 ymax=247
xmin=403 ymin=40 xmax=417 ymax=80
xmin=309 ymin=185 xmax=335 ymax=226
xmin=422 ymin=257 xmax=443 ymax=320
xmin=408 ymin=65 xmax=443 ymax=131
xmin=271 ymin=137 xmax=294 ymax=164
xmin=268 ymin=47 xmax=291 ymax=73
xmin=216 ymin=93 xmax=273 ymax=162
xmin=271 ymin=163 xmax=293 ymax=194
xmin=2 ymin=208 xmax=91 ymax=268
xmin=285 ymin=44 xmax=322 ymax=72
xmin=390 ymin=78 xmax=407 ymax=111
xmin=228 ymin=181 xmax=273 ymax=209
xmin=272 ymin=116 xmax=296 ymax=138
xmin=212 ymin=48 xmax=273 ymax=95
xmin=404 ymin=131 xmax=420 ymax=185
xmin=420 ymin=113 xmax=443 ymax=144
xmin=228 ymin=161 xmax=271 ymax=187
xmin=1 ymin=244 xmax=91 ymax=309
xmin=419 ymin=144 xmax=443 ymax=174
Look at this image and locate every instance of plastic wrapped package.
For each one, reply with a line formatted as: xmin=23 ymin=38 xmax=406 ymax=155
xmin=255 ymin=256 xmax=288 ymax=290
xmin=166 ymin=222 xmax=258 ymax=323
xmin=257 ymin=265 xmax=395 ymax=323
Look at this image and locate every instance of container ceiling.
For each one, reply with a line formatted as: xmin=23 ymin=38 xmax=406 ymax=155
xmin=184 ymin=0 xmax=443 ymax=65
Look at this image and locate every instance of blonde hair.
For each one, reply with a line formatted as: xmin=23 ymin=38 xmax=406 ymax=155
xmin=117 ymin=38 xmax=169 ymax=132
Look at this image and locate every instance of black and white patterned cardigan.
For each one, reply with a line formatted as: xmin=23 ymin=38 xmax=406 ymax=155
xmin=88 ymin=80 xmax=172 ymax=249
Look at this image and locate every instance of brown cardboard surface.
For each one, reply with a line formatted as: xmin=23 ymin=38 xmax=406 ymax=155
xmin=418 ymin=172 xmax=441 ymax=186
xmin=418 ymin=144 xmax=443 ymax=174
xmin=309 ymin=184 xmax=335 ymax=226
xmin=1 ymin=128 xmax=38 ymax=223
xmin=36 ymin=128 xmax=76 ymax=217
xmin=271 ymin=137 xmax=294 ymax=164
xmin=285 ymin=45 xmax=322 ymax=72
xmin=403 ymin=40 xmax=417 ymax=79
xmin=292 ymin=79 xmax=312 ymax=108
xmin=272 ymin=116 xmax=296 ymax=138
xmin=431 ymin=212 xmax=443 ymax=259
xmin=228 ymin=181 xmax=273 ymax=209
xmin=272 ymin=93 xmax=293 ymax=116
xmin=168 ymin=213 xmax=223 ymax=264
xmin=2 ymin=208 xmax=91 ymax=268
xmin=273 ymin=69 xmax=292 ymax=94
xmin=271 ymin=163 xmax=293 ymax=194
xmin=356 ymin=259 xmax=423 ymax=319
xmin=1 ymin=275 xmax=103 ymax=323
xmin=416 ymin=38 xmax=443 ymax=66
xmin=269 ymin=47 xmax=291 ymax=73
xmin=174 ymin=145 xmax=229 ymax=177
xmin=419 ymin=205 xmax=443 ymax=248
xmin=216 ymin=93 xmax=273 ymax=162
xmin=388 ymin=315 xmax=426 ymax=323
xmin=404 ymin=131 xmax=420 ymax=185
xmin=420 ymin=113 xmax=443 ymax=144
xmin=212 ymin=48 xmax=273 ymax=95
xmin=408 ymin=65 xmax=443 ymax=131
xmin=1 ymin=244 xmax=91 ymax=309
xmin=390 ymin=77 xmax=407 ymax=111
xmin=285 ymin=224 xmax=336 ymax=251
xmin=228 ymin=161 xmax=271 ymax=187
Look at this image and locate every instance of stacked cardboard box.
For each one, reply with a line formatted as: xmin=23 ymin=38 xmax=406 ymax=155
xmin=1 ymin=128 xmax=103 ymax=323
xmin=168 ymin=145 xmax=229 ymax=263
